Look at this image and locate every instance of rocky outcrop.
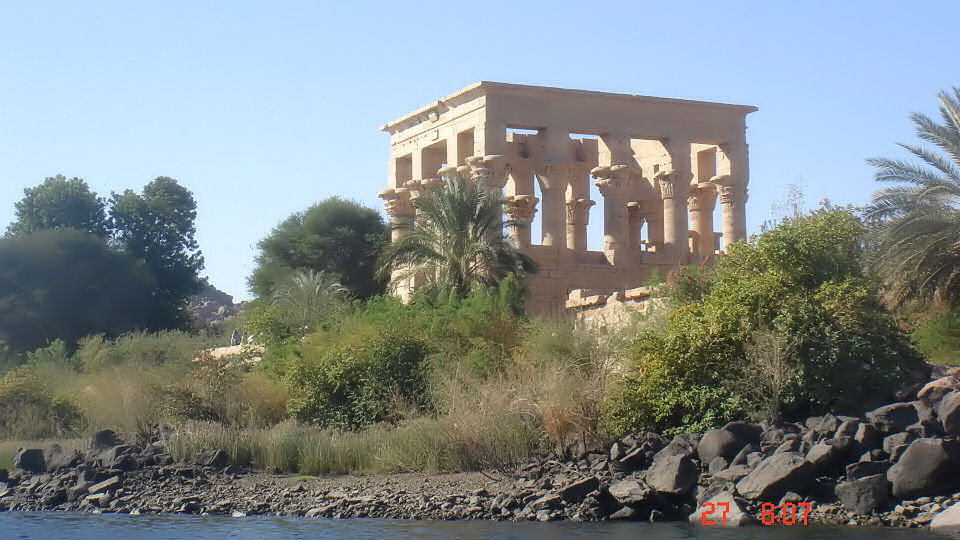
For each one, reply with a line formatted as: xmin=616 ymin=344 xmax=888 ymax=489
xmin=188 ymin=282 xmax=239 ymax=329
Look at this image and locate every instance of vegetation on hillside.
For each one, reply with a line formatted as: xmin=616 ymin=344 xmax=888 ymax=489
xmin=603 ymin=209 xmax=923 ymax=436
xmin=0 ymin=175 xmax=204 ymax=355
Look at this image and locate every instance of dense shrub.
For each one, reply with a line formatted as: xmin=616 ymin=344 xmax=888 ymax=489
xmin=908 ymin=307 xmax=960 ymax=366
xmin=75 ymin=331 xmax=203 ymax=371
xmin=286 ymin=329 xmax=429 ymax=429
xmin=603 ymin=209 xmax=924 ymax=436
xmin=0 ymin=367 xmax=82 ymax=438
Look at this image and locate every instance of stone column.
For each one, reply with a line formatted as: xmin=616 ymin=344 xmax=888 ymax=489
xmin=688 ymin=183 xmax=717 ymax=260
xmin=592 ymin=164 xmax=638 ymax=265
xmin=378 ymin=187 xmax=415 ymax=300
xmin=656 ymin=169 xmax=692 ymax=263
xmin=536 ymin=163 xmax=575 ymax=247
xmin=640 ymin=199 xmax=663 ymax=253
xmin=713 ymin=174 xmax=748 ymax=249
xmin=405 ymin=178 xmax=445 ymax=215
xmin=378 ymin=187 xmax=414 ymax=241
xmin=505 ymin=195 xmax=538 ymax=248
xmin=627 ymin=201 xmax=644 ymax=252
xmin=465 ymin=155 xmax=510 ymax=193
xmin=565 ymin=198 xmax=595 ymax=251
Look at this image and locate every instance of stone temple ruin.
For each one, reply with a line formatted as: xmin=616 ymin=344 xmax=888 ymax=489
xmin=379 ymin=82 xmax=756 ymax=316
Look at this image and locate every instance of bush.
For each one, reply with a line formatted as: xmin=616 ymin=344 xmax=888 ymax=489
xmin=909 ymin=307 xmax=960 ymax=366
xmin=75 ymin=331 xmax=203 ymax=371
xmin=0 ymin=367 xmax=82 ymax=438
xmin=26 ymin=339 xmax=78 ymax=371
xmin=286 ymin=329 xmax=430 ymax=429
xmin=603 ymin=209 xmax=924 ymax=436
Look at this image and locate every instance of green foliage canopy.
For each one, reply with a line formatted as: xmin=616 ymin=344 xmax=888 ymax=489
xmin=109 ymin=176 xmax=204 ymax=329
xmin=0 ymin=229 xmax=159 ymax=353
xmin=603 ymin=209 xmax=924 ymax=436
xmin=377 ymin=175 xmax=536 ymax=299
xmin=249 ymin=197 xmax=387 ymax=300
xmin=6 ymin=175 xmax=108 ymax=237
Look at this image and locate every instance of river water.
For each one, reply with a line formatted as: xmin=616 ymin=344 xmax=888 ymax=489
xmin=0 ymin=513 xmax=942 ymax=539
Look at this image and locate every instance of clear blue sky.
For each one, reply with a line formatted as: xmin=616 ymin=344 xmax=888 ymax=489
xmin=2 ymin=1 xmax=958 ymax=301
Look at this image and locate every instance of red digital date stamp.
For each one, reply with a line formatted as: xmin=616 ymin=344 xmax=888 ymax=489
xmin=699 ymin=501 xmax=813 ymax=526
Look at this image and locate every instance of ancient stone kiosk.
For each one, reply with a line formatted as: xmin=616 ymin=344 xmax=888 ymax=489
xmin=379 ymin=82 xmax=756 ymax=315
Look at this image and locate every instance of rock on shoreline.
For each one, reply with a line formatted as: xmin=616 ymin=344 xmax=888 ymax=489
xmin=6 ymin=374 xmax=960 ymax=529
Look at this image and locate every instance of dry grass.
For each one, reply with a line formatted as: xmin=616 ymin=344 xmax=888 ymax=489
xmin=167 ymin=417 xmax=532 ymax=475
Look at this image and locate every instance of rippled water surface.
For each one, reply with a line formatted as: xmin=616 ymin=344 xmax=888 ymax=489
xmin=0 ymin=513 xmax=941 ymax=539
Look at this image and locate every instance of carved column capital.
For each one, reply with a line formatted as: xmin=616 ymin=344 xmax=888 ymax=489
xmin=465 ymin=154 xmax=510 ymax=190
xmin=711 ymin=175 xmax=748 ymax=204
xmin=687 ymin=183 xmax=717 ymax=212
xmin=405 ymin=178 xmax=445 ymax=206
xmin=378 ymin=187 xmax=414 ymax=219
xmin=565 ymin=198 xmax=595 ymax=225
xmin=505 ymin=194 xmax=539 ymax=223
xmin=592 ymin=164 xmax=639 ymax=195
xmin=654 ymin=169 xmax=691 ymax=199
xmin=535 ymin=162 xmax=577 ymax=190
xmin=627 ymin=201 xmax=644 ymax=221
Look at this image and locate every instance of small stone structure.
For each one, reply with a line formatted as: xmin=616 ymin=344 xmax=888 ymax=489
xmin=379 ymin=82 xmax=756 ymax=315
xmin=566 ymin=287 xmax=658 ymax=327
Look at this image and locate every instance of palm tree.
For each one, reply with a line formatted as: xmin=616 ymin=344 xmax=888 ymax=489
xmin=378 ymin=174 xmax=537 ymax=298
xmin=271 ymin=269 xmax=349 ymax=328
xmin=866 ymin=87 xmax=960 ymax=307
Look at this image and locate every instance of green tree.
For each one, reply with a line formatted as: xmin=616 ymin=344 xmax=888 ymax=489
xmin=866 ymin=87 xmax=960 ymax=307
xmin=0 ymin=229 xmax=158 ymax=354
xmin=249 ymin=197 xmax=387 ymax=299
xmin=109 ymin=177 xmax=204 ymax=329
xmin=6 ymin=175 xmax=108 ymax=237
xmin=603 ymin=209 xmax=923 ymax=435
xmin=377 ymin=175 xmax=537 ymax=298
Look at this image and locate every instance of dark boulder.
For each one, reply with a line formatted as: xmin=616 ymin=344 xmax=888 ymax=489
xmin=774 ymin=439 xmax=800 ymax=454
xmin=882 ymin=432 xmax=916 ymax=455
xmin=805 ymin=436 xmax=855 ymax=475
xmin=910 ymin=400 xmax=943 ymax=437
xmin=835 ymin=474 xmax=889 ymax=514
xmin=834 ymin=420 xmax=860 ymax=438
xmin=98 ymin=445 xmax=137 ymax=471
xmin=938 ymin=391 xmax=960 ymax=436
xmin=887 ymin=438 xmax=960 ymax=499
xmin=697 ymin=429 xmax=746 ymax=464
xmin=645 ymin=453 xmax=698 ymax=497
xmin=722 ymin=421 xmax=762 ymax=445
xmin=560 ymin=476 xmax=600 ymax=503
xmin=865 ymin=403 xmax=919 ymax=434
xmin=854 ymin=422 xmax=882 ymax=452
xmin=91 ymin=429 xmax=122 ymax=452
xmin=607 ymin=479 xmax=650 ymax=506
xmin=730 ymin=444 xmax=756 ymax=467
xmin=846 ymin=460 xmax=891 ymax=481
xmin=806 ymin=414 xmax=840 ymax=436
xmin=13 ymin=448 xmax=45 ymax=473
xmin=44 ymin=444 xmax=81 ymax=472
xmin=708 ymin=456 xmax=728 ymax=474
xmin=196 ymin=448 xmax=229 ymax=468
xmin=735 ymin=452 xmax=813 ymax=501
